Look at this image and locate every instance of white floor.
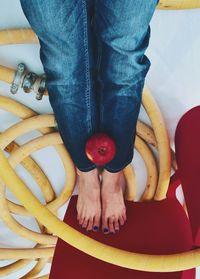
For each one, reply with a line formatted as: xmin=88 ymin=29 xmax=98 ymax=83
xmin=0 ymin=1 xmax=200 ymax=278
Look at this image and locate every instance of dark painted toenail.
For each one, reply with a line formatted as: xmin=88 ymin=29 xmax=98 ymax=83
xmin=103 ymin=228 xmax=109 ymax=233
xmin=93 ymin=226 xmax=99 ymax=231
xmin=87 ymin=229 xmax=92 ymax=232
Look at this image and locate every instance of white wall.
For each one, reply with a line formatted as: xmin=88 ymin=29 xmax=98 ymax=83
xmin=0 ymin=1 xmax=199 ymax=278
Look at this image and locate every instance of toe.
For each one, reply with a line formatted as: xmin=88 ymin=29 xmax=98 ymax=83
xmin=119 ymin=215 xmax=125 ymax=226
xmin=82 ymin=217 xmax=89 ymax=229
xmin=108 ymin=216 xmax=115 ymax=233
xmin=120 ymin=208 xmax=127 ymax=224
xmin=87 ymin=216 xmax=94 ymax=231
xmin=93 ymin=214 xmax=100 ymax=232
xmin=79 ymin=214 xmax=84 ymax=225
xmin=102 ymin=214 xmax=109 ymax=234
xmin=123 ymin=214 xmax=127 ymax=222
xmin=122 ymin=208 xmax=127 ymax=221
xmin=114 ymin=218 xmax=120 ymax=231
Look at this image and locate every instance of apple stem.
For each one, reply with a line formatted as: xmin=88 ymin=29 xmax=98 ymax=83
xmin=98 ymin=146 xmax=107 ymax=155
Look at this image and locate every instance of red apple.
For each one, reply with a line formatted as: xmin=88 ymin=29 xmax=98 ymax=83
xmin=85 ymin=132 xmax=116 ymax=165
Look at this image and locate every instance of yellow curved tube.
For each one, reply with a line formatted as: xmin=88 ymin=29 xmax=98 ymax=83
xmin=0 ymin=245 xmax=53 ymax=259
xmin=123 ymin=164 xmax=137 ymax=201
xmin=0 ymin=96 xmax=59 ymax=216
xmin=5 ymin=140 xmax=56 ymax=237
xmin=20 ymin=248 xmax=50 ymax=279
xmin=0 ymin=65 xmax=15 ymax=84
xmin=142 ymin=86 xmax=171 ymax=201
xmin=0 ymin=259 xmax=32 ymax=277
xmin=136 ymin=120 xmax=177 ymax=171
xmin=158 ymin=0 xmax=200 ymax=9
xmin=135 ymin=136 xmax=158 ymax=201
xmin=5 ymin=140 xmax=55 ymax=203
xmin=137 ymin=121 xmax=177 ymax=171
xmin=136 ymin=120 xmax=157 ymax=147
xmin=0 ymin=95 xmax=52 ymax=123
xmin=0 ymin=28 xmax=38 ymax=45
xmin=0 ymin=99 xmax=56 ymax=276
xmin=0 ymin=243 xmax=52 ymax=277
xmin=0 ymin=178 xmax=57 ymax=245
xmin=120 ymin=133 xmax=158 ymax=202
xmin=0 ymin=114 xmax=76 ymax=214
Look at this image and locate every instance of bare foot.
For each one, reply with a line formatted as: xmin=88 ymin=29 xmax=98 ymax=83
xmin=76 ymin=168 xmax=101 ymax=232
xmin=101 ymin=169 xmax=127 ymax=234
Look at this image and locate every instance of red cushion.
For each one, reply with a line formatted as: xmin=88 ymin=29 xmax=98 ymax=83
xmin=50 ymin=195 xmax=194 ymax=279
xmin=175 ymin=105 xmax=200 ymax=246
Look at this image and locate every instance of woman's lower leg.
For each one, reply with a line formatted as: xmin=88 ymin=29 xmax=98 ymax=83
xmin=92 ymin=0 xmax=158 ymax=233
xmin=19 ymin=0 xmax=102 ymax=232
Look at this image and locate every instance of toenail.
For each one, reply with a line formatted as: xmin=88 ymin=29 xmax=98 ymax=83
xmin=93 ymin=226 xmax=99 ymax=231
xmin=87 ymin=229 xmax=92 ymax=232
xmin=103 ymin=228 xmax=109 ymax=233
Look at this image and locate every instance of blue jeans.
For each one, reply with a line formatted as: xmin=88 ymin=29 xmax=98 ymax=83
xmin=20 ymin=0 xmax=159 ymax=172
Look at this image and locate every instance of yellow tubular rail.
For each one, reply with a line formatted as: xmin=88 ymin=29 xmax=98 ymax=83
xmin=0 ymin=65 xmax=15 ymax=84
xmin=158 ymin=0 xmax=200 ymax=9
xmin=0 ymin=28 xmax=38 ymax=45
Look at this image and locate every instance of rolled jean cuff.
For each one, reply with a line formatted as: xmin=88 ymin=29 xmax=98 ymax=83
xmin=104 ymin=149 xmax=134 ymax=173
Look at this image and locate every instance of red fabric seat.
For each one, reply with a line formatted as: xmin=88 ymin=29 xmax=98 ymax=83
xmin=49 ymin=195 xmax=194 ymax=278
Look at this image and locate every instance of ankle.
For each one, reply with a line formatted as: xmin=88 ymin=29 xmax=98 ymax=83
xmin=102 ymin=169 xmax=123 ymax=181
xmin=76 ymin=167 xmax=98 ymax=177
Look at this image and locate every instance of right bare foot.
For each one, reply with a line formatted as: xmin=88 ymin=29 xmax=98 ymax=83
xmin=76 ymin=168 xmax=101 ymax=232
xmin=101 ymin=169 xmax=127 ymax=234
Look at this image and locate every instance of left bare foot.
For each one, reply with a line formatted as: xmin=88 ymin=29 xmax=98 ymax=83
xmin=101 ymin=169 xmax=127 ymax=234
xmin=76 ymin=168 xmax=101 ymax=232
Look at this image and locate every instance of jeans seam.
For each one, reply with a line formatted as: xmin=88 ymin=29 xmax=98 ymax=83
xmin=82 ymin=0 xmax=92 ymax=134
xmin=93 ymin=4 xmax=103 ymax=130
xmin=98 ymin=40 xmax=104 ymax=128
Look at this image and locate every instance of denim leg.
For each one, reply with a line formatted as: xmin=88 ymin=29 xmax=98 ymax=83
xmin=93 ymin=0 xmax=158 ymax=173
xmin=20 ymin=0 xmax=99 ymax=172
